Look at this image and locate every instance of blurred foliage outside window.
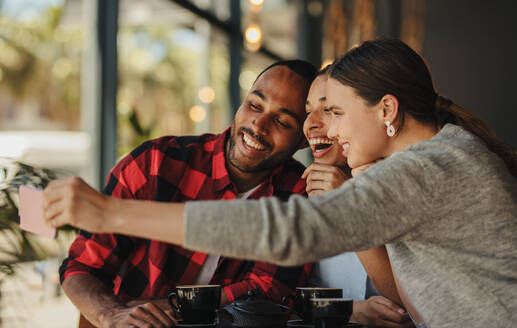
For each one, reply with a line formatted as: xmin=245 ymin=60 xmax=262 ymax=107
xmin=0 ymin=1 xmax=82 ymax=131
xmin=0 ymin=0 xmax=235 ymax=160
xmin=116 ymin=23 xmax=231 ymax=157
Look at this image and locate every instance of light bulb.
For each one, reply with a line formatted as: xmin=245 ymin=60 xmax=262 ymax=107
xmin=189 ymin=106 xmax=207 ymax=122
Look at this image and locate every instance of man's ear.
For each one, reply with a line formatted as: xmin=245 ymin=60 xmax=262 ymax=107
xmin=380 ymin=94 xmax=399 ymax=125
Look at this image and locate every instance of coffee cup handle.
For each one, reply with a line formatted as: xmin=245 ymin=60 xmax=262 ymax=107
xmin=279 ymin=303 xmax=294 ymax=315
xmin=168 ymin=292 xmax=180 ymax=313
xmin=281 ymin=294 xmax=294 ymax=306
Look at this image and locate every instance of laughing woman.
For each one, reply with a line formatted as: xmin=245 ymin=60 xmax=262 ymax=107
xmin=303 ymin=69 xmax=412 ymax=328
xmin=44 ymin=39 xmax=517 ymax=328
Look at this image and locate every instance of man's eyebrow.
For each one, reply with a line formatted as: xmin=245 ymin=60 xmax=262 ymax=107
xmin=250 ymin=90 xmax=266 ymax=100
xmin=279 ymin=107 xmax=301 ymax=121
xmin=251 ymin=90 xmax=299 ymax=121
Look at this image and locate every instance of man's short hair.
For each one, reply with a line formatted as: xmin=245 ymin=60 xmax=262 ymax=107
xmin=254 ymin=59 xmax=318 ymax=85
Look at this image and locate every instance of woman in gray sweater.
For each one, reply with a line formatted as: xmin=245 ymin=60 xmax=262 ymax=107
xmin=44 ymin=39 xmax=517 ymax=328
xmin=303 ymin=67 xmax=412 ymax=327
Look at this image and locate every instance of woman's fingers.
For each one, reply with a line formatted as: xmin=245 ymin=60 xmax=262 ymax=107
xmin=45 ymin=198 xmax=79 ymax=228
xmin=373 ymin=295 xmax=405 ymax=313
xmin=306 ymin=170 xmax=347 ymax=189
xmin=301 ymin=164 xmax=314 ymax=179
xmin=310 ymin=162 xmax=344 ymax=172
xmin=43 ymin=178 xmax=81 ymax=225
xmin=308 ymin=190 xmax=326 ymax=197
xmin=42 ymin=177 xmax=88 ymax=211
xmin=369 ymin=296 xmax=411 ymax=324
xmin=305 ymin=165 xmax=349 ymax=195
xmin=43 ymin=196 xmax=66 ymax=224
xmin=306 ymin=170 xmax=343 ymax=182
xmin=42 ymin=177 xmax=110 ymax=232
xmin=302 ymin=162 xmax=347 ymax=179
xmin=351 ymin=164 xmax=374 ymax=177
xmin=306 ymin=180 xmax=333 ymax=194
xmin=350 ymin=159 xmax=384 ymax=177
xmin=42 ymin=178 xmax=70 ymax=210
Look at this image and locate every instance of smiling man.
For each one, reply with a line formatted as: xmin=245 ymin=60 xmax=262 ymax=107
xmin=59 ymin=60 xmax=317 ymax=327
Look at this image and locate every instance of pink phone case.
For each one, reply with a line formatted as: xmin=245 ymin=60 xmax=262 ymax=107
xmin=19 ymin=185 xmax=56 ymax=239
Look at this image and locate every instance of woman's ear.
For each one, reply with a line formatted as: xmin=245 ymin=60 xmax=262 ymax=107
xmin=381 ymin=94 xmax=399 ymax=124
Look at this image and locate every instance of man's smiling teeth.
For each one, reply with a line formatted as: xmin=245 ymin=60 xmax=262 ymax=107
xmin=243 ymin=133 xmax=266 ymax=150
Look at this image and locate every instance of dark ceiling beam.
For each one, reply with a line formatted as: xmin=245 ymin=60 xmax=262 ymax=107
xmin=98 ymin=0 xmax=119 ymax=187
xmin=228 ymin=0 xmax=241 ymax=115
xmin=297 ymin=0 xmax=324 ymax=67
xmin=169 ymin=0 xmax=284 ymax=61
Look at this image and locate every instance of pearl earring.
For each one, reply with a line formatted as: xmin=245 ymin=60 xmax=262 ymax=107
xmin=385 ymin=121 xmax=395 ymax=137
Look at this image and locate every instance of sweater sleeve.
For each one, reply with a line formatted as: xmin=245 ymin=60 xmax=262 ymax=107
xmin=184 ymin=150 xmax=437 ymax=266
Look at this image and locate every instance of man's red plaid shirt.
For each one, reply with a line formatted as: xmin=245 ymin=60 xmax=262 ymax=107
xmin=59 ymin=128 xmax=312 ymax=303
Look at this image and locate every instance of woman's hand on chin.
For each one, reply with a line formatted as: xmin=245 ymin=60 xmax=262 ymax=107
xmin=42 ymin=177 xmax=118 ymax=233
xmin=302 ymin=162 xmax=351 ymax=197
xmin=350 ymin=159 xmax=384 ymax=177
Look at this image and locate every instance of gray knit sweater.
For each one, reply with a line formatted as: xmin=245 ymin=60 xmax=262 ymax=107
xmin=185 ymin=124 xmax=517 ymax=327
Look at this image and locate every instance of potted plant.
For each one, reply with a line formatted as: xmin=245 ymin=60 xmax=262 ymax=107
xmin=0 ymin=157 xmax=73 ymax=281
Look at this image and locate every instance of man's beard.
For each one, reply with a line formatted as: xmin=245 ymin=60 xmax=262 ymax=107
xmin=226 ymin=125 xmax=298 ymax=173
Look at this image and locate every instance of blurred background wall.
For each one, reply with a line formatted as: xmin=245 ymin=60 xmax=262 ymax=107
xmin=423 ymin=0 xmax=517 ymax=147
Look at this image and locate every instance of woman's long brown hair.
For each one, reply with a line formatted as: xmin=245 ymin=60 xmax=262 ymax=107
xmin=329 ymin=38 xmax=517 ymax=177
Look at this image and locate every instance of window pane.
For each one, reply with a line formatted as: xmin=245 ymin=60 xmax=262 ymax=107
xmin=0 ymin=1 xmax=84 ymax=327
xmin=117 ymin=0 xmax=231 ymax=157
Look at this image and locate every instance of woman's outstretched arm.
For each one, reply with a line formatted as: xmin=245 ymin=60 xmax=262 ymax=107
xmin=45 ymin=151 xmax=432 ymax=266
xmin=43 ymin=177 xmax=185 ymax=244
xmin=183 ymin=152 xmax=432 ymax=265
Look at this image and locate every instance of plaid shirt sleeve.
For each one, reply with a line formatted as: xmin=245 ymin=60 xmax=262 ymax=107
xmin=59 ymin=143 xmax=150 ymax=286
xmin=221 ymin=160 xmax=313 ymax=303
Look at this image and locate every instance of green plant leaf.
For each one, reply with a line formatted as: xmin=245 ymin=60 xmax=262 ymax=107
xmin=0 ymin=158 xmax=73 ymax=276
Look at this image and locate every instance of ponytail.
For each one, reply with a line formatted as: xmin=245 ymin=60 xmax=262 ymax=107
xmin=435 ymin=95 xmax=517 ymax=177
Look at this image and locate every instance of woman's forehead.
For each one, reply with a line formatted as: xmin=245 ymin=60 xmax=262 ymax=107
xmin=308 ymin=76 xmax=327 ymax=97
xmin=326 ymin=79 xmax=356 ymax=98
